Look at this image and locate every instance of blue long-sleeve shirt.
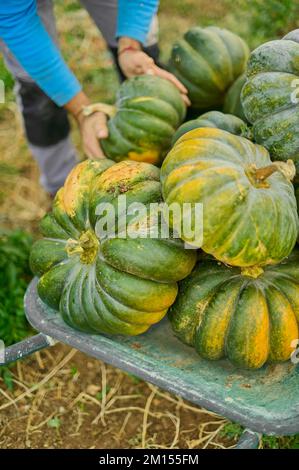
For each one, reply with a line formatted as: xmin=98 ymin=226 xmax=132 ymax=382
xmin=0 ymin=0 xmax=159 ymax=106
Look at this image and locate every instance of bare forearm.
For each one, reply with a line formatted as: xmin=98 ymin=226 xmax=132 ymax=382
xmin=64 ymin=91 xmax=90 ymax=121
xmin=118 ymin=37 xmax=141 ymax=53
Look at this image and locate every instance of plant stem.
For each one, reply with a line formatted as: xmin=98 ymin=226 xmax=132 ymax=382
xmin=82 ymin=103 xmax=117 ymax=118
xmin=254 ymin=165 xmax=278 ymax=182
xmin=253 ymin=160 xmax=296 ymax=183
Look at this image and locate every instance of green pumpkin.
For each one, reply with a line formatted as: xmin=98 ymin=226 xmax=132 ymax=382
xmin=223 ymin=73 xmax=248 ymax=122
xmin=30 ymin=160 xmax=196 ymax=336
xmin=98 ymin=75 xmax=186 ymax=166
xmin=161 ymin=127 xmax=299 ymax=267
xmin=169 ymin=250 xmax=299 ymax=369
xmin=169 ymin=26 xmax=249 ymax=110
xmin=241 ymin=31 xmax=299 ymax=178
xmin=172 ymin=111 xmax=247 ymax=145
xmin=296 ymin=185 xmax=299 ymax=224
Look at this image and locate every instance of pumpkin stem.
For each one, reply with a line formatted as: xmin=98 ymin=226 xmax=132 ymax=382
xmin=66 ymin=239 xmax=84 ymax=256
xmin=254 ymin=165 xmax=279 ymax=181
xmin=82 ymin=102 xmax=117 ymax=118
xmin=254 ymin=160 xmax=296 ymax=183
xmin=241 ymin=266 xmax=264 ymax=279
xmin=66 ymin=230 xmax=99 ymax=264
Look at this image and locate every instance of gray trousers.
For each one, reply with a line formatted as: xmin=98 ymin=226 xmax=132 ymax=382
xmin=0 ymin=0 xmax=159 ymax=194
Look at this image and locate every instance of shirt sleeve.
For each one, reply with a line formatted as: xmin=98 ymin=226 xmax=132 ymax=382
xmin=116 ymin=0 xmax=159 ymax=45
xmin=0 ymin=0 xmax=81 ymax=106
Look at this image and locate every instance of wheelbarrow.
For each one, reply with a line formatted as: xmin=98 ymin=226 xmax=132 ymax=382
xmin=1 ymin=278 xmax=299 ymax=449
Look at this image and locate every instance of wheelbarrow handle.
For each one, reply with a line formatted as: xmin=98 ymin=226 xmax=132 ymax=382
xmin=235 ymin=429 xmax=261 ymax=449
xmin=0 ymin=333 xmax=57 ymax=366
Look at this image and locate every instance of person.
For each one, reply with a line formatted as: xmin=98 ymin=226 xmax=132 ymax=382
xmin=0 ymin=0 xmax=188 ymax=194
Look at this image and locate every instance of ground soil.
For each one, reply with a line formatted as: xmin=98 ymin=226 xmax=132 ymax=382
xmin=0 ymin=344 xmax=235 ymax=449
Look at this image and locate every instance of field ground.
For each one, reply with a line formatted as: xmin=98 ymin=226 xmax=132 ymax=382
xmin=0 ymin=344 xmax=235 ymax=449
xmin=0 ymin=0 xmax=299 ymax=449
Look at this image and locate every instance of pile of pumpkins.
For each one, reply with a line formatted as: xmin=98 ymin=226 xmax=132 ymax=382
xmin=30 ymin=27 xmax=299 ymax=370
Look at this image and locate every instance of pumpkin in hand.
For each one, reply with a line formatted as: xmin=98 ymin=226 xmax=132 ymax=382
xmin=161 ymin=128 xmax=299 ymax=267
xmin=30 ymin=160 xmax=196 ymax=336
xmin=169 ymin=26 xmax=249 ymax=110
xmin=96 ymin=75 xmax=186 ymax=165
xmin=241 ymin=30 xmax=299 ymax=179
xmin=172 ymin=111 xmax=247 ymax=144
xmin=169 ymin=250 xmax=299 ymax=369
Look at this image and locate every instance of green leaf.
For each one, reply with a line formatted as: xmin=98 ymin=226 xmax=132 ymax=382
xmin=47 ymin=417 xmax=61 ymax=429
xmin=70 ymin=366 xmax=78 ymax=377
xmin=220 ymin=423 xmax=243 ymax=440
xmin=1 ymin=367 xmax=14 ymax=391
xmin=96 ymin=385 xmax=111 ymax=401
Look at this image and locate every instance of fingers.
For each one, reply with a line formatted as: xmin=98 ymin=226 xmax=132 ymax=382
xmin=94 ymin=112 xmax=108 ymax=139
xmin=83 ymin=134 xmax=105 ymax=159
xmin=81 ymin=112 xmax=108 ymax=159
xmin=146 ymin=64 xmax=190 ymax=105
xmin=133 ymin=53 xmax=154 ymax=74
xmin=121 ymin=56 xmax=191 ymax=106
xmin=119 ymin=50 xmax=155 ymax=77
xmin=151 ymin=65 xmax=188 ymax=94
xmin=181 ymin=93 xmax=191 ymax=106
xmin=118 ymin=51 xmax=191 ymax=106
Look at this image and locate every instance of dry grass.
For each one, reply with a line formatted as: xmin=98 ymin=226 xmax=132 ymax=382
xmin=0 ymin=106 xmax=51 ymax=233
xmin=0 ymin=344 xmax=234 ymax=449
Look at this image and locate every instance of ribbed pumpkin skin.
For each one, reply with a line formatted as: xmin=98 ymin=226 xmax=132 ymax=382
xmin=30 ymin=160 xmax=196 ymax=336
xmin=172 ymin=111 xmax=246 ymax=144
xmin=241 ymin=32 xmax=299 ymax=177
xmin=101 ymin=75 xmax=186 ymax=166
xmin=169 ymin=250 xmax=299 ymax=369
xmin=296 ymin=186 xmax=299 ymax=232
xmin=161 ymin=128 xmax=299 ymax=267
xmin=169 ymin=26 xmax=249 ymax=110
xmin=223 ymin=73 xmax=248 ymax=121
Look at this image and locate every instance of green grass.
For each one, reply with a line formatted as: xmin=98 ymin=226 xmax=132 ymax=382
xmin=227 ymin=0 xmax=299 ymax=48
xmin=0 ymin=58 xmax=14 ymax=92
xmin=220 ymin=423 xmax=244 ymax=442
xmin=221 ymin=422 xmax=299 ymax=449
xmin=0 ymin=230 xmax=34 ymax=389
xmin=62 ymin=1 xmax=81 ymax=13
xmin=0 ymin=229 xmax=34 ymax=346
xmin=0 ymin=57 xmax=15 ymax=113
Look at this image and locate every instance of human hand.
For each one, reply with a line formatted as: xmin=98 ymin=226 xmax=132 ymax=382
xmin=77 ymin=111 xmax=108 ymax=159
xmin=118 ymin=39 xmax=190 ymax=106
xmin=64 ymin=91 xmax=108 ymax=159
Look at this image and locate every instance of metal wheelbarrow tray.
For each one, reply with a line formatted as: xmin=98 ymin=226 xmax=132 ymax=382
xmin=2 ymin=278 xmax=299 ymax=448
